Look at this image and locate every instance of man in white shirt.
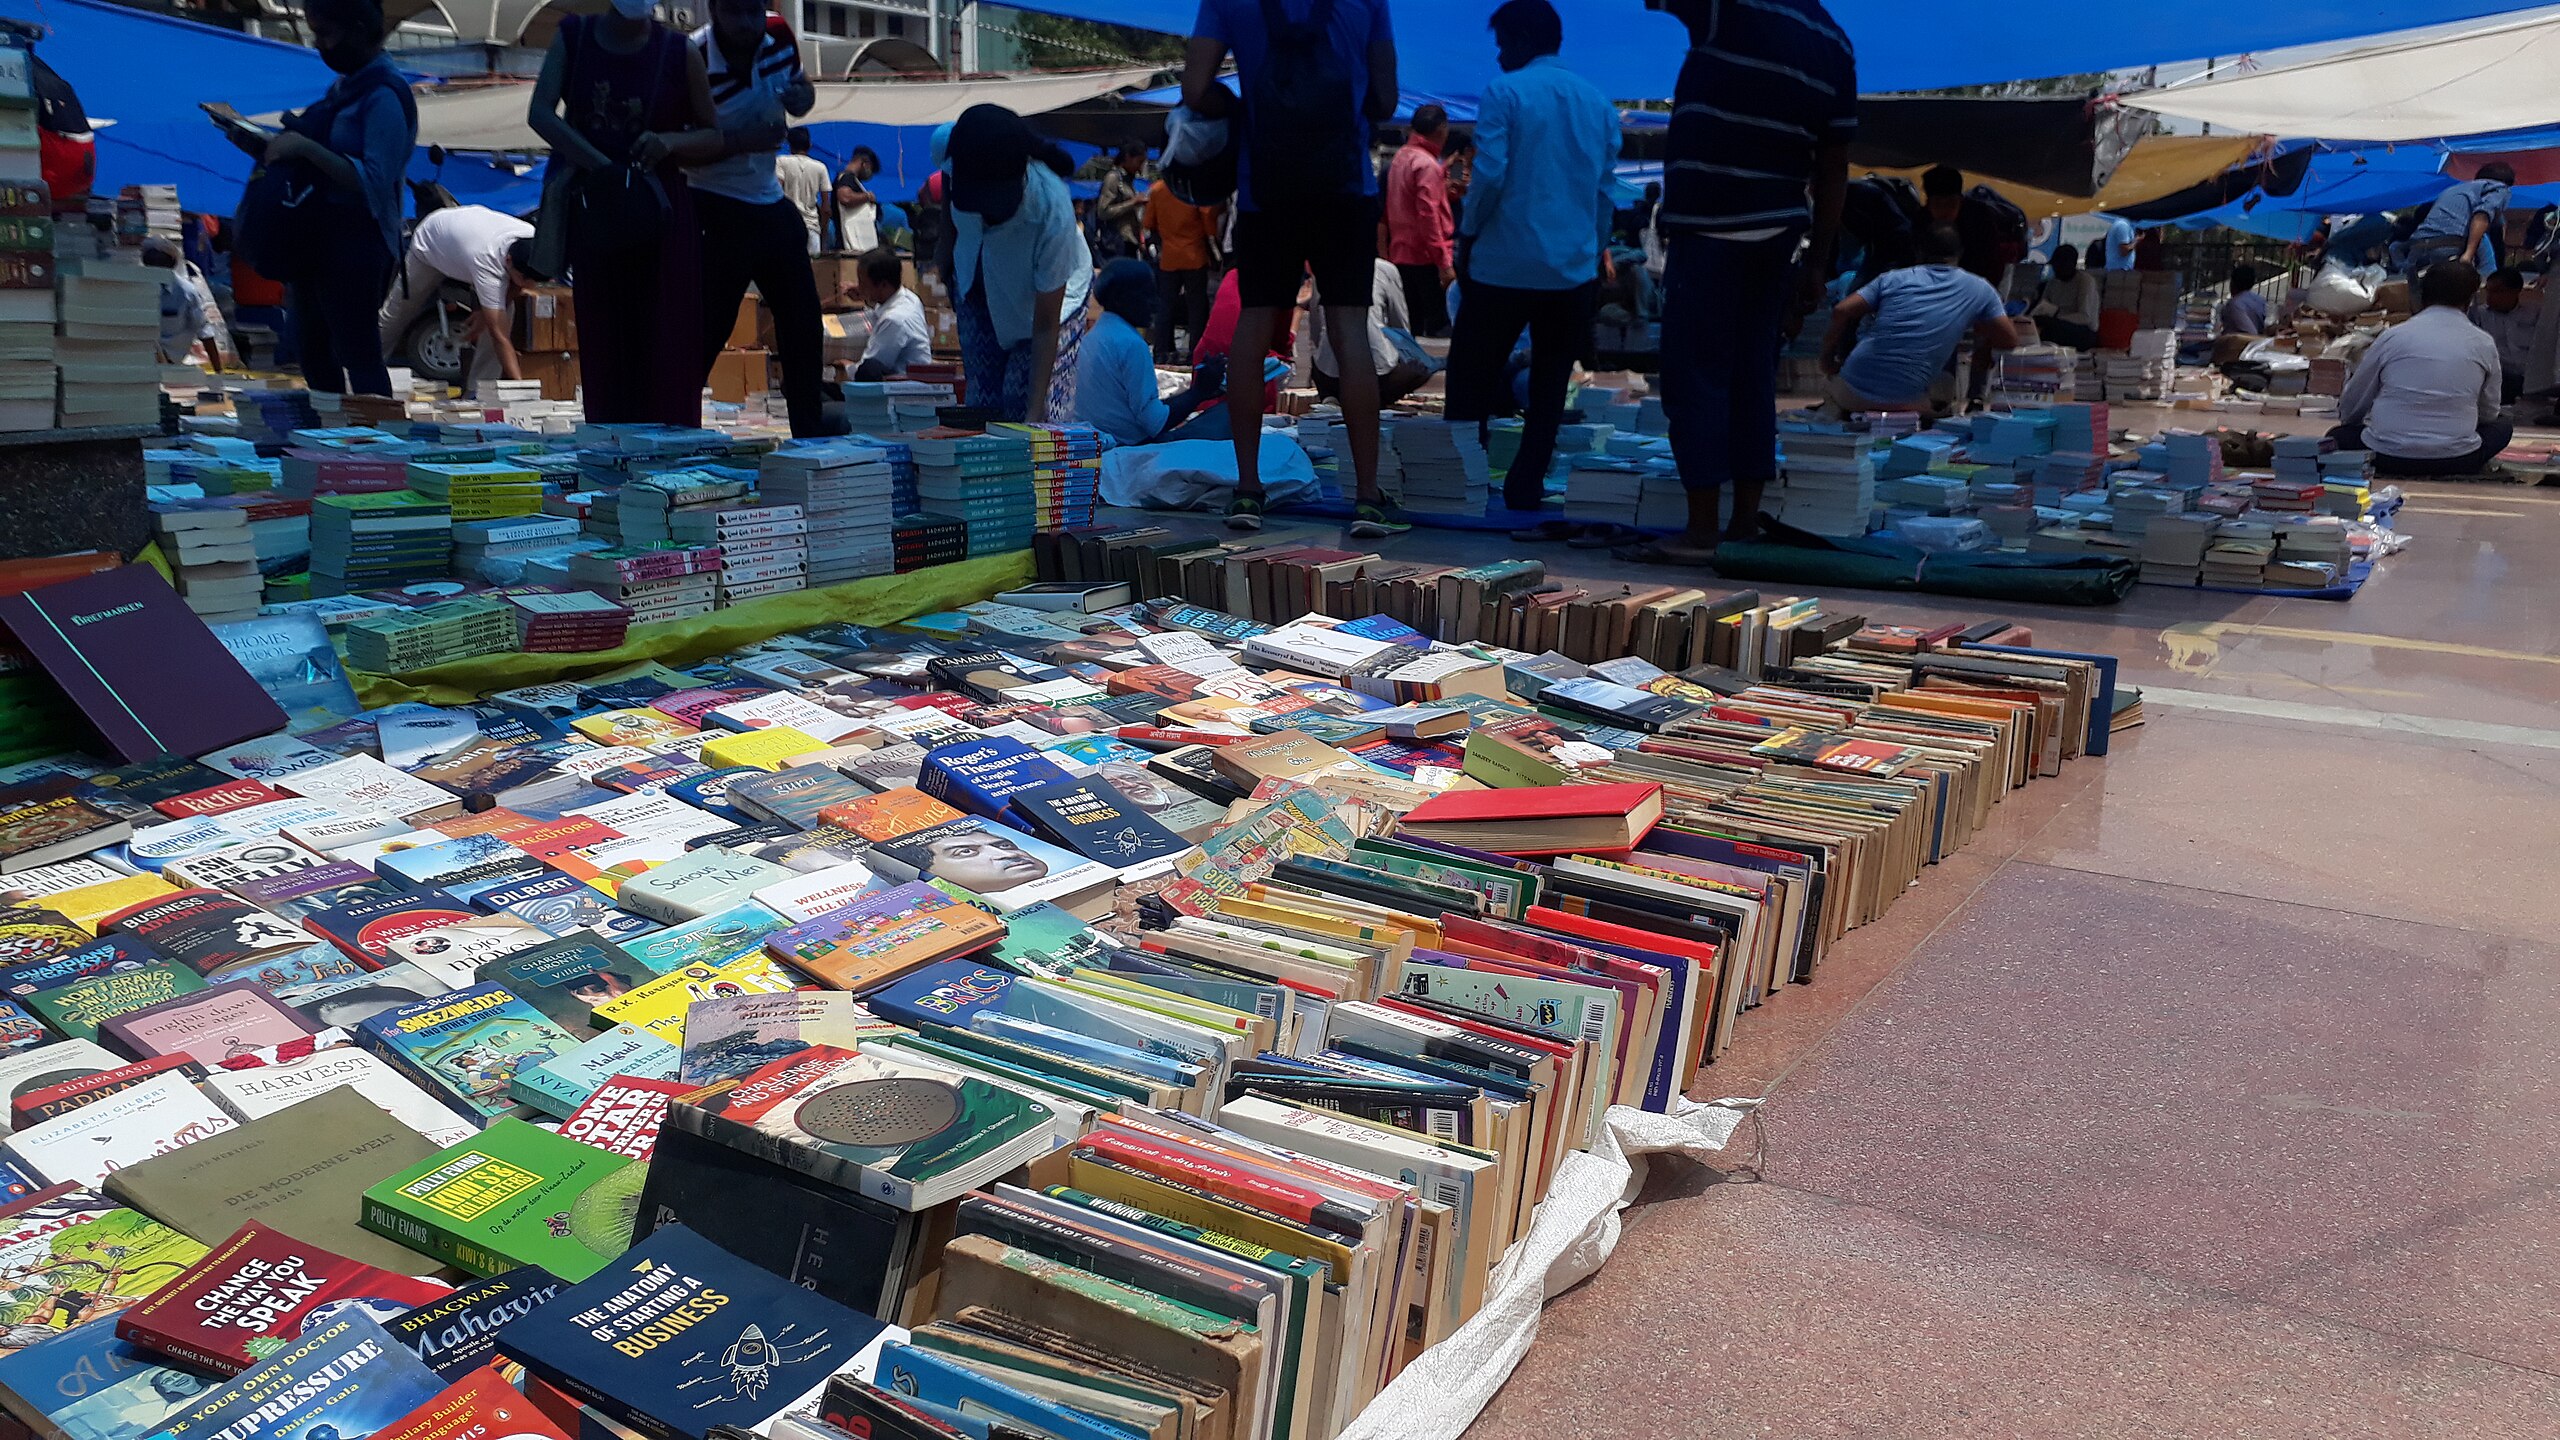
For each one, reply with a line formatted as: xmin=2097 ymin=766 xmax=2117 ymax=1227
xmin=2333 ymin=260 xmax=2510 ymax=475
xmin=2027 ymin=242 xmax=2100 ymax=349
xmin=376 ymin=203 xmax=536 ymax=387
xmin=776 ymin=127 xmax=829 ymax=254
xmin=847 ymin=247 xmax=932 ymax=379
xmin=1309 ymin=258 xmax=1429 ymax=405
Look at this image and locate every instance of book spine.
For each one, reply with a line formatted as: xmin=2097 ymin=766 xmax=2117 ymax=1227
xmin=361 ymin=1195 xmax=471 ymax=1274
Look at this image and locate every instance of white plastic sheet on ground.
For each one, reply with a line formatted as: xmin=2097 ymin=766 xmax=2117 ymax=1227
xmin=1097 ymin=431 xmax=1321 ymax=511
xmin=1335 ymin=1097 xmax=1759 ymax=1440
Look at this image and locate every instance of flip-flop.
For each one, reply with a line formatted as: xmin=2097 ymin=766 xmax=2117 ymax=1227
xmin=1567 ymin=523 xmax=1643 ymax=549
xmin=1508 ymin=520 xmax=1580 ymax=543
xmin=1616 ymin=538 xmax=1722 ymax=567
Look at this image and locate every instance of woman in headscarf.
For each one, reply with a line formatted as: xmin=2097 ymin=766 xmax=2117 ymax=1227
xmin=945 ymin=105 xmax=1092 ymax=422
xmin=1075 ymin=257 xmax=1228 ymax=445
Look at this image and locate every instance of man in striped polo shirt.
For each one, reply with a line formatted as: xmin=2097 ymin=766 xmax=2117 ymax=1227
xmin=1640 ymin=0 xmax=1856 ymax=561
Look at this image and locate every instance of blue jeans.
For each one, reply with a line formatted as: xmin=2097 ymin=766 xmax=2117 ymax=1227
xmin=1659 ymin=231 xmax=1794 ymax=495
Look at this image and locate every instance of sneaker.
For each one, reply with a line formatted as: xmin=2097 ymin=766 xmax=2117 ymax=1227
xmin=1224 ymin=492 xmax=1266 ymax=531
xmin=1349 ymin=500 xmax=1411 ymax=538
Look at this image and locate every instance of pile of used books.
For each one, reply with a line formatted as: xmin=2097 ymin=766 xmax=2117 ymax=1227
xmin=310 ymin=491 xmax=452 ymax=596
xmin=761 ymin=439 xmax=895 ymax=586
xmin=0 ymin=537 xmax=2115 ymax=1440
xmin=1774 ymin=419 xmax=1876 ymax=537
xmin=1389 ymin=418 xmax=1493 ymax=516
xmin=340 ymin=594 xmax=518 ymax=672
xmin=914 ymin=429 xmax=1034 ymax=558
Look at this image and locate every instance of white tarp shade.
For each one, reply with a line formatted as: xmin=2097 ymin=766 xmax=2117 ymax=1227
xmin=2121 ymin=10 xmax=2560 ymax=142
xmin=398 ymin=66 xmax=1160 ymax=152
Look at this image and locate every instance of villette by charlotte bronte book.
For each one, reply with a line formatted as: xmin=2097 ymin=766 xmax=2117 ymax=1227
xmin=0 ymin=567 xmax=287 ymax=764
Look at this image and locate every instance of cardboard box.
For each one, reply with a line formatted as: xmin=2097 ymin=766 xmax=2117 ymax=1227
xmin=524 ymin=286 xmax=577 ymax=351
xmin=2373 ymin=279 xmax=2412 ymax=314
xmin=727 ymin=296 xmax=759 ymax=349
xmin=813 ymin=252 xmax=861 ymax=299
xmin=709 ymin=348 xmax=767 ymax=403
xmin=521 ymin=350 xmax=579 ymax=402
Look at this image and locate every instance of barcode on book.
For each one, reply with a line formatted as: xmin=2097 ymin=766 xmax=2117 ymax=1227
xmin=1424 ymin=1107 xmax=1460 ymax=1142
xmin=1427 ymin=1176 xmax=1464 ymax=1209
xmin=1578 ymin=1005 xmax=1609 ymax=1047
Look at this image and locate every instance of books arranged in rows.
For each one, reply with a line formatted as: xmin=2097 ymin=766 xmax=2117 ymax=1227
xmin=0 ymin=546 xmax=2116 ymax=1440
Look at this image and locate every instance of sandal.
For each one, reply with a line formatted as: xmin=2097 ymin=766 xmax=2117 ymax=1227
xmin=1508 ymin=520 xmax=1580 ymax=543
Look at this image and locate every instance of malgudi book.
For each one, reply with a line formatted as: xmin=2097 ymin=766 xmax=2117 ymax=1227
xmin=360 ymin=1118 xmax=644 ymax=1282
xmin=495 ymin=1225 xmax=890 ymax=1440
xmin=506 ymin=1024 xmax=677 ymax=1119
xmin=112 ymin=1220 xmax=449 ymax=1375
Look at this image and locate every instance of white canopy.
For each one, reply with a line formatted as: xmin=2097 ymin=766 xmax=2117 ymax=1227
xmin=2121 ymin=10 xmax=2560 ymax=143
xmin=401 ymin=65 xmax=1162 ymax=152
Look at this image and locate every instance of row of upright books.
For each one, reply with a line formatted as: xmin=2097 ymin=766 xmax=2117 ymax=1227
xmin=0 ymin=535 xmax=2116 ymax=1440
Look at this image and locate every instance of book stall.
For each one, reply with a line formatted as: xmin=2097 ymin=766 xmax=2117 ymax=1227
xmin=0 ymin=484 xmax=2129 ymax=1440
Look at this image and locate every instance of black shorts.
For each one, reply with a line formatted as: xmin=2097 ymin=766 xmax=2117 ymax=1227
xmin=1233 ymin=196 xmax=1377 ymax=311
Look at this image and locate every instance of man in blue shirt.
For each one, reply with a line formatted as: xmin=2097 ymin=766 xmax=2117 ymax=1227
xmin=2100 ymin=216 xmax=2138 ymax=271
xmin=1444 ymin=0 xmax=1619 ymax=519
xmin=1643 ymin=0 xmax=1856 ymax=561
xmin=1184 ymin=0 xmax=1405 ymax=536
xmin=2408 ymin=163 xmax=2514 ymax=279
xmin=1818 ymin=226 xmax=2018 ymax=416
xmin=1075 ymin=259 xmax=1230 ymax=446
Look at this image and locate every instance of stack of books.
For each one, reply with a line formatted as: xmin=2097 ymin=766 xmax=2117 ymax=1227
xmin=2161 ymin=430 xmax=2225 ymax=488
xmin=762 ymin=440 xmax=895 ymax=585
xmin=567 ymin=545 xmax=721 ymax=624
xmin=497 ymin=588 xmax=636 ymax=652
xmin=854 ymin=431 xmax=920 ymax=512
xmin=676 ymin=504 xmax=808 ymax=604
xmin=452 ymin=514 xmax=583 ymax=582
xmin=912 ymin=429 xmax=1033 ymax=557
xmin=2273 ymin=513 xmax=2352 ymax=571
xmin=231 ymin=388 xmax=325 ymax=442
xmin=894 ymin=512 xmax=967 ymax=572
xmin=2317 ymin=448 xmax=2375 ymax=517
xmin=280 ymin=447 xmax=412 ymax=498
xmin=341 ymin=596 xmax=518 ymax=673
xmin=1775 ymin=421 xmax=1876 ymax=537
xmin=0 ymin=180 xmax=49 ymax=429
xmin=998 ymin=421 xmax=1103 ymax=529
xmin=2139 ymin=512 xmax=2215 ymax=585
xmin=402 ymin=460 xmax=546 ymax=521
xmin=2034 ymin=451 xmax=2106 ymax=505
xmin=310 ymin=491 xmax=452 ymax=596
xmin=1389 ymin=418 xmax=1493 ymax=516
xmin=1991 ymin=343 xmax=2075 ymax=404
xmin=117 ymin=183 xmax=180 ymax=245
xmin=151 ymin=502 xmax=264 ymax=623
xmin=2250 ymin=475 xmax=2321 ymax=513
xmin=2108 ymin=481 xmax=2182 ymax=538
xmin=55 ymin=255 xmax=159 ymax=426
xmin=2201 ymin=519 xmax=2276 ymax=587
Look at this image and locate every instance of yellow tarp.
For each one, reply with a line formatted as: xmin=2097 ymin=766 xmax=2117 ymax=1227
xmin=1861 ymin=134 xmax=2272 ymax=220
xmin=351 ymin=550 xmax=1036 ymax=708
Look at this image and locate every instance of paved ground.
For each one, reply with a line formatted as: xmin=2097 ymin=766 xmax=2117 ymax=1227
xmin=1139 ymin=402 xmax=2560 ymax=1436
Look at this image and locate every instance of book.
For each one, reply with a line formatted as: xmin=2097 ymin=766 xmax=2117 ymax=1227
xmin=93 ymin=980 xmax=322 ymax=1067
xmin=143 ymin=1314 xmax=446 ymax=1440
xmin=10 ymin=1056 xmax=206 ymax=1130
xmin=759 ymin=881 xmax=1006 ymax=991
xmin=494 ymin=1224 xmax=890 ymax=1440
xmin=277 ymin=964 xmax=454 ymax=1034
xmin=0 ymin=568 xmax=287 ymax=763
xmin=670 ymin=1042 xmax=1055 ymax=1211
xmin=361 ymin=1118 xmax=645 ymax=1282
xmin=0 ymin=798 xmax=130 ymax=874
xmin=382 ymin=1266 xmax=568 ymax=1380
xmin=589 ymin=956 xmax=797 ymax=1042
xmin=0 ymin=909 xmax=91 ymax=969
xmin=101 ymin=1089 xmax=445 ymax=1273
xmin=612 ymin=847 xmax=790 ymax=926
xmin=1396 ymin=781 xmax=1666 ymax=855
xmin=630 ymin=1125 xmax=919 ymax=1324
xmin=0 ymin=1041 xmax=124 ymax=1125
xmin=557 ymin=1076 xmax=692 ymax=1162
xmin=507 ymin=1024 xmax=679 ymax=1120
xmin=374 ymin=1364 xmax=574 ymax=1440
xmin=112 ymin=1219 xmax=449 ymax=1375
xmin=675 ymin=990 xmax=875 ymax=1086
xmin=0 ymin=1316 xmax=219 ymax=1440
xmin=917 ymin=736 xmax=1072 ymax=822
xmin=474 ymin=932 xmax=650 ymax=1029
xmin=616 ymin=903 xmax=791 ymax=976
xmin=1 ymin=1074 xmax=238 ymax=1188
xmin=23 ymin=963 xmax=209 ymax=1044
xmin=1006 ymin=777 xmax=1191 ymax=870
xmin=198 ymin=1042 xmax=479 ymax=1148
xmin=357 ymin=984 xmax=583 ymax=1122
xmin=476 ymin=872 xmax=663 ymax=947
xmin=0 ymin=1186 xmax=208 ymax=1359
xmin=862 ymin=817 xmax=1114 ymax=917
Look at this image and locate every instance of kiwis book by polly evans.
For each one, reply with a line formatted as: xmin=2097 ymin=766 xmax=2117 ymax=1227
xmin=359 ymin=1117 xmax=645 ymax=1282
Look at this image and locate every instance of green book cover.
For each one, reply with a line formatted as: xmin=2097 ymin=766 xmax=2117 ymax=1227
xmin=360 ymin=1116 xmax=644 ymax=1281
xmin=1352 ymin=838 xmax=1538 ymax=918
xmin=26 ymin=961 xmax=208 ymax=1041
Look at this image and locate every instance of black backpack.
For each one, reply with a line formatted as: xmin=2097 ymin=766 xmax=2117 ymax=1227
xmin=1966 ymin=183 xmax=2031 ymax=264
xmin=1243 ymin=0 xmax=1366 ymax=206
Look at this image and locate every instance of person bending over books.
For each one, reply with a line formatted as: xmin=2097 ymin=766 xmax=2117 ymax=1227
xmin=2330 ymin=259 xmax=2511 ymax=477
xmin=1816 ymin=225 xmax=2016 ymax=420
xmin=1074 ymin=258 xmax=1230 ymax=446
xmin=947 ymin=105 xmax=1093 ymax=423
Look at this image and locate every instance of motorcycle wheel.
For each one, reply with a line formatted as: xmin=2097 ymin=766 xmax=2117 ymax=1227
xmin=402 ymin=314 xmax=464 ymax=384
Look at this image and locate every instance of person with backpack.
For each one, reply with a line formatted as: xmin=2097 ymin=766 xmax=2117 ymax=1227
xmin=223 ymin=0 xmax=416 ymax=398
xmin=528 ymin=0 xmax=721 ymax=424
xmin=1181 ymin=0 xmax=1405 ymax=536
xmin=1920 ymin=165 xmax=2027 ymax=407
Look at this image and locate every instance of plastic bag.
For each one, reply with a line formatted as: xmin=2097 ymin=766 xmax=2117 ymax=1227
xmin=1892 ymin=515 xmax=1996 ymax=553
xmin=1097 ymin=430 xmax=1321 ymax=511
xmin=2301 ymin=259 xmax=2382 ymax=318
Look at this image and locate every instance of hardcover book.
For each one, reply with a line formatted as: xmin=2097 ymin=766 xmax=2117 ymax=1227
xmin=144 ymin=1314 xmax=445 ymax=1440
xmin=0 ymin=568 xmax=287 ymax=763
xmin=506 ymin=1024 xmax=678 ymax=1119
xmin=382 ymin=1265 xmax=567 ymax=1380
xmin=113 ymin=1220 xmax=450 ymax=1374
xmin=198 ymin=1042 xmax=480 ymax=1148
xmin=94 ymin=980 xmax=324 ymax=1067
xmin=357 ymin=984 xmax=582 ymax=1121
xmin=360 ymin=1118 xmax=645 ymax=1282
xmin=494 ymin=1225 xmax=890 ymax=1440
xmin=0 ymin=1186 xmax=209 ymax=1358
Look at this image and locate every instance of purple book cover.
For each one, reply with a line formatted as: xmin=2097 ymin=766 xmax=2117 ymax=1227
xmin=0 ymin=568 xmax=287 ymax=763
xmin=96 ymin=978 xmax=325 ymax=1067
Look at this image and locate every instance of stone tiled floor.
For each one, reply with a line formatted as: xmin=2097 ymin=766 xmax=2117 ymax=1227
xmin=1142 ymin=412 xmax=2560 ymax=1434
xmin=1433 ymin=457 xmax=2560 ymax=1436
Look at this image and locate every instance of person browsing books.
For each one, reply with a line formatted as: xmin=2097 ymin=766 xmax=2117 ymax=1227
xmin=2407 ymin=164 xmax=2513 ymax=279
xmin=1817 ymin=225 xmax=2016 ymax=419
xmin=376 ymin=204 xmax=536 ymax=388
xmin=846 ymin=247 xmax=932 ymax=380
xmin=2331 ymin=259 xmax=2511 ymax=476
xmin=1075 ymin=258 xmax=1230 ymax=446
xmin=947 ymin=105 xmax=1093 ymax=423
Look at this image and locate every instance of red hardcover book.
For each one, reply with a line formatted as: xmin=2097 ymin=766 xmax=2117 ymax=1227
xmin=379 ymin=1367 xmax=574 ymax=1440
xmin=556 ymin=1075 xmax=691 ymax=1161
xmin=1396 ymin=781 xmax=1665 ymax=856
xmin=115 ymin=1220 xmax=450 ymax=1374
xmin=9 ymin=1055 xmax=207 ymax=1127
xmin=152 ymin=779 xmax=289 ymax=819
xmin=1075 ymin=1129 xmax=1337 ymax=1230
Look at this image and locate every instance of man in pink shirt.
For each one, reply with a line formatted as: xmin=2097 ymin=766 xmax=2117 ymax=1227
xmin=1384 ymin=104 xmax=1455 ymax=336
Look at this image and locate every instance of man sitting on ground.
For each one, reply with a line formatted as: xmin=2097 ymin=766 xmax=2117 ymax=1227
xmin=2332 ymin=259 xmax=2510 ymax=476
xmin=1074 ymin=258 xmax=1229 ymax=446
xmin=1817 ymin=225 xmax=2016 ymax=419
xmin=2028 ymin=243 xmax=2100 ymax=349
xmin=844 ymin=247 xmax=930 ymax=380
xmin=2218 ymin=263 xmax=2269 ymax=337
xmin=2469 ymin=265 xmax=2535 ymax=406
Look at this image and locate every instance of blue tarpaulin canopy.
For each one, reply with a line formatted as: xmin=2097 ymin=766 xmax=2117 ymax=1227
xmin=999 ymin=0 xmax=2537 ymax=106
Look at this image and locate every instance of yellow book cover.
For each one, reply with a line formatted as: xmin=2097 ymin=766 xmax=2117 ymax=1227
xmin=570 ymin=708 xmax=696 ymax=747
xmin=51 ymin=873 xmax=180 ymax=930
xmin=699 ymin=726 xmax=827 ymax=771
xmin=591 ymin=955 xmax=794 ymax=1041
